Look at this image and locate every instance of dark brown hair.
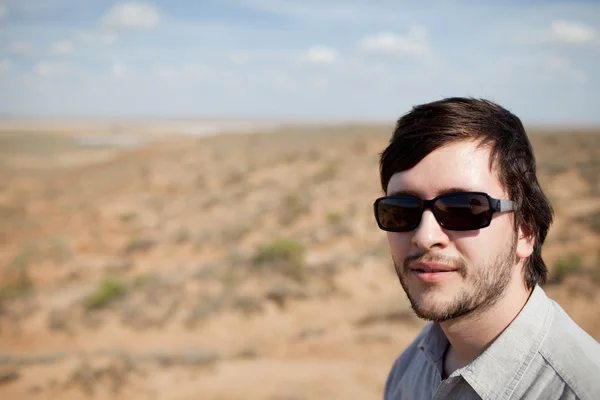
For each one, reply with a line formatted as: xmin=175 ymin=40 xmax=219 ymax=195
xmin=379 ymin=97 xmax=553 ymax=288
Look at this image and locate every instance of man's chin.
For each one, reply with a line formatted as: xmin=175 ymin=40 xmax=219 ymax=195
xmin=407 ymin=283 xmax=453 ymax=302
xmin=406 ymin=290 xmax=463 ymax=321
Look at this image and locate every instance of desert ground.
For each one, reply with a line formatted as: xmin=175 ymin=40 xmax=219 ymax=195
xmin=0 ymin=120 xmax=598 ymax=399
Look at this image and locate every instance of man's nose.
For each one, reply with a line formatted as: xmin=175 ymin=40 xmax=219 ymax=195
xmin=411 ymin=210 xmax=450 ymax=251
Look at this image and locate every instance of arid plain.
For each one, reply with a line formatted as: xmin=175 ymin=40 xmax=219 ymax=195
xmin=0 ymin=120 xmax=599 ymax=399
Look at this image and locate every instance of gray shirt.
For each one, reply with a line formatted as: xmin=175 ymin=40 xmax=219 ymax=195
xmin=383 ymin=285 xmax=600 ymax=400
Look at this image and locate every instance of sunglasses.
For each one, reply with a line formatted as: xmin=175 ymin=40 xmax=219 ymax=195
xmin=373 ymin=192 xmax=514 ymax=232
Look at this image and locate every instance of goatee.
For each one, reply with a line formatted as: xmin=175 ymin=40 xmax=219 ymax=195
xmin=394 ymin=239 xmax=516 ymax=322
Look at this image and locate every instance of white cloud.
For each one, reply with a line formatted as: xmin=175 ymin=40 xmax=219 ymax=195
xmin=544 ymin=55 xmax=570 ymax=71
xmin=307 ymin=76 xmax=329 ymax=92
xmin=74 ymin=30 xmax=119 ymax=47
xmin=9 ymin=41 xmax=36 ymax=55
xmin=178 ymin=62 xmax=239 ymax=83
xmin=228 ymin=52 xmax=250 ymax=66
xmin=111 ymin=62 xmax=129 ymax=79
xmin=235 ymin=0 xmax=404 ymax=25
xmin=154 ymin=65 xmax=176 ymax=80
xmin=101 ymin=2 xmax=160 ymax=29
xmin=543 ymin=56 xmax=587 ymax=83
xmin=358 ymin=27 xmax=429 ymax=57
xmin=492 ymin=54 xmax=587 ymax=85
xmin=35 ymin=61 xmax=69 ymax=76
xmin=252 ymin=68 xmax=296 ymax=92
xmin=49 ymin=40 xmax=74 ymax=55
xmin=0 ymin=60 xmax=12 ymax=74
xmin=102 ymin=32 xmax=119 ymax=44
xmin=2 ymin=0 xmax=74 ymax=14
xmin=305 ymin=45 xmax=338 ymax=64
xmin=550 ymin=20 xmax=596 ymax=45
xmin=0 ymin=5 xmax=6 ymax=19
xmin=524 ymin=20 xmax=599 ymax=46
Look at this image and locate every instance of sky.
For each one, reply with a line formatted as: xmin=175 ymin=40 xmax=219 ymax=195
xmin=0 ymin=0 xmax=599 ymax=124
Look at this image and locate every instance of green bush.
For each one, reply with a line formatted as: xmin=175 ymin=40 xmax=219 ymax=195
xmin=252 ymin=238 xmax=306 ymax=282
xmin=551 ymin=253 xmax=582 ymax=283
xmin=0 ymin=270 xmax=34 ymax=301
xmin=279 ymin=192 xmax=310 ymax=225
xmin=584 ymin=211 xmax=600 ymax=234
xmin=85 ymin=277 xmax=128 ymax=310
xmin=326 ymin=212 xmax=343 ymax=225
xmin=312 ymin=163 xmax=338 ymax=183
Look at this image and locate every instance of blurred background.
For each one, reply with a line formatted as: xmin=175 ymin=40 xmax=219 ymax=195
xmin=0 ymin=1 xmax=599 ymax=399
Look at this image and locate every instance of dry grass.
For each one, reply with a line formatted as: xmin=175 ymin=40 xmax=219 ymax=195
xmin=0 ymin=122 xmax=598 ymax=399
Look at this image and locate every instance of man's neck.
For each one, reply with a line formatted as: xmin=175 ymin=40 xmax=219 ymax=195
xmin=440 ymin=285 xmax=533 ymax=375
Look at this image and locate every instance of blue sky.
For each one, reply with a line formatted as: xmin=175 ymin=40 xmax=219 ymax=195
xmin=0 ymin=0 xmax=599 ymax=124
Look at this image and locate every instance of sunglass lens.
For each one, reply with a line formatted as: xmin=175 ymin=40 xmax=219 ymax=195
xmin=376 ymin=198 xmax=422 ymax=231
xmin=435 ymin=193 xmax=492 ymax=230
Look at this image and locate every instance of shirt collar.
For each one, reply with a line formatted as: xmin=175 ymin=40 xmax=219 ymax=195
xmin=418 ymin=321 xmax=449 ymax=369
xmin=460 ymin=284 xmax=554 ymax=398
xmin=417 ymin=285 xmax=553 ymax=397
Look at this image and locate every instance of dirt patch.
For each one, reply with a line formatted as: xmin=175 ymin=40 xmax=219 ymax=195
xmin=0 ymin=122 xmax=598 ymax=399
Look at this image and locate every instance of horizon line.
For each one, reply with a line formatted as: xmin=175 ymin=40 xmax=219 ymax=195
xmin=0 ymin=114 xmax=599 ymax=129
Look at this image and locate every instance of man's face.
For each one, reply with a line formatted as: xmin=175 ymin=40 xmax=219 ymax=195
xmin=385 ymin=140 xmax=524 ymax=322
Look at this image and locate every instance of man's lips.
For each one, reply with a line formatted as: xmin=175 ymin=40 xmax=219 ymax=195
xmin=409 ymin=262 xmax=459 ymax=273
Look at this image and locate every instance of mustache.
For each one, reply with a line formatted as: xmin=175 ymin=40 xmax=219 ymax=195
xmin=401 ymin=253 xmax=468 ymax=274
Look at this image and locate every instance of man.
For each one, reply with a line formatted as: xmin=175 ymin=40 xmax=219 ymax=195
xmin=374 ymin=97 xmax=600 ymax=399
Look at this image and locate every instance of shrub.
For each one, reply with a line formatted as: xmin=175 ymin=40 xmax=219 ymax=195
xmin=85 ymin=277 xmax=128 ymax=310
xmin=252 ymin=238 xmax=306 ymax=282
xmin=326 ymin=212 xmax=343 ymax=225
xmin=0 ymin=269 xmax=34 ymax=301
xmin=581 ymin=210 xmax=600 ymax=234
xmin=279 ymin=192 xmax=310 ymax=225
xmin=312 ymin=163 xmax=338 ymax=183
xmin=123 ymin=237 xmax=156 ymax=254
xmin=551 ymin=253 xmax=582 ymax=284
xmin=232 ymin=295 xmax=264 ymax=315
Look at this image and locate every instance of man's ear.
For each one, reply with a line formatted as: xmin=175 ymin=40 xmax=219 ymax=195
xmin=516 ymin=222 xmax=535 ymax=260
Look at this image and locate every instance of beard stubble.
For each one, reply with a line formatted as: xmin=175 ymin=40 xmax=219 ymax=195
xmin=394 ymin=236 xmax=517 ymax=322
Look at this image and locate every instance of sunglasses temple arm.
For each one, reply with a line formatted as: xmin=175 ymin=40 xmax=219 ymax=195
xmin=497 ymin=199 xmax=515 ymax=212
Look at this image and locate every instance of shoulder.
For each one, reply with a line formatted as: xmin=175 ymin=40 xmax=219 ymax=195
xmin=384 ymin=323 xmax=434 ymax=399
xmin=537 ymin=298 xmax=600 ymax=398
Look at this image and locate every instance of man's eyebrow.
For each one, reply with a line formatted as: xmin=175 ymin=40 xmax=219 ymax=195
xmin=436 ymin=187 xmax=477 ymax=196
xmin=386 ymin=187 xmax=477 ymax=198
xmin=386 ymin=189 xmax=421 ymax=197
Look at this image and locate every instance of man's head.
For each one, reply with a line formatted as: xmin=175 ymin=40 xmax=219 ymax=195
xmin=376 ymin=97 xmax=553 ymax=322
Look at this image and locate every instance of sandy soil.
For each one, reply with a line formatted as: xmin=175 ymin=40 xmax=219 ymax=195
xmin=0 ymin=121 xmax=598 ymax=399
